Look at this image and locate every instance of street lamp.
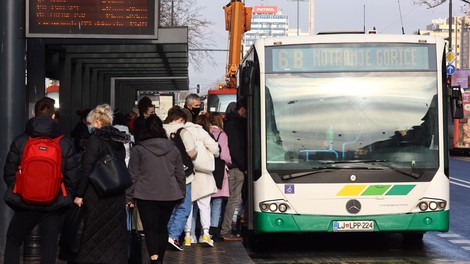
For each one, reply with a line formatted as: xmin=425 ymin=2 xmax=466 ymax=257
xmin=289 ymin=0 xmax=308 ymax=36
xmin=449 ymin=0 xmax=452 ymax=52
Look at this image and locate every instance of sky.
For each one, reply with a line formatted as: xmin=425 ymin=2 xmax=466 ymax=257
xmin=188 ymin=0 xmax=468 ymax=94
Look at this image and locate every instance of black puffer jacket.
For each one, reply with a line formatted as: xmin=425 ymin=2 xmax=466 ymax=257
xmin=68 ymin=126 xmax=129 ymax=264
xmin=3 ymin=116 xmax=79 ymax=211
xmin=224 ymin=109 xmax=248 ymax=172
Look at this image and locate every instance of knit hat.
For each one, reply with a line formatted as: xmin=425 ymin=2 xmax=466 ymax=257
xmin=131 ymin=107 xmax=139 ymax=115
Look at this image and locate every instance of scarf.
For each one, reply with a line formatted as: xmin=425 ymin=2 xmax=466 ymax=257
xmin=92 ymin=126 xmax=131 ymax=144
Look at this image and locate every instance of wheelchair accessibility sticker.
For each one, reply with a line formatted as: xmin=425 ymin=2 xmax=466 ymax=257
xmin=285 ymin=184 xmax=295 ymax=194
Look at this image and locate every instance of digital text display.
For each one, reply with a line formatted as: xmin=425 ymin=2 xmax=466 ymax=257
xmin=268 ymin=44 xmax=434 ymax=72
xmin=27 ymin=0 xmax=156 ymax=38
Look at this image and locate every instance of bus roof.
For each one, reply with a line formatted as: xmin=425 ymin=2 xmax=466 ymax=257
xmin=254 ymin=34 xmax=444 ymax=47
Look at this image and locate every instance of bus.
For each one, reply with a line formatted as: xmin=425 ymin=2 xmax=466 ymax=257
xmin=206 ymin=88 xmax=237 ymax=117
xmin=238 ymin=34 xmax=461 ymax=241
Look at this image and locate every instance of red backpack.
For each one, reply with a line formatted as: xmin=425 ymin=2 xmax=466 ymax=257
xmin=14 ymin=136 xmax=67 ymax=205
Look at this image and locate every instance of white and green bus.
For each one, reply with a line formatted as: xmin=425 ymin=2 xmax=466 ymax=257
xmin=239 ymin=34 xmax=461 ymax=241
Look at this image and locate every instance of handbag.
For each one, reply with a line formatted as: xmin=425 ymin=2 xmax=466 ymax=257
xmin=59 ymin=205 xmax=86 ymax=257
xmin=127 ymin=207 xmax=142 ymax=264
xmin=213 ymin=133 xmax=225 ymax=189
xmin=89 ymin=142 xmax=132 ymax=198
xmin=193 ymin=140 xmax=215 ymax=173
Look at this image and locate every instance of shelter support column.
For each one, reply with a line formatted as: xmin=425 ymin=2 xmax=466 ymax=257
xmin=0 ymin=0 xmax=27 ymax=249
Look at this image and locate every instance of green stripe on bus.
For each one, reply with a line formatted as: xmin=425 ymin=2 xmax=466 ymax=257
xmin=254 ymin=210 xmax=449 ymax=233
xmin=361 ymin=185 xmax=392 ymax=195
xmin=385 ymin=185 xmax=415 ymax=195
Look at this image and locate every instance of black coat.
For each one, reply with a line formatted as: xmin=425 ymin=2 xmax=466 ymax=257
xmin=3 ymin=116 xmax=79 ymax=211
xmin=133 ymin=116 xmax=146 ymax=143
xmin=69 ymin=126 xmax=129 ymax=264
xmin=224 ymin=110 xmax=248 ymax=172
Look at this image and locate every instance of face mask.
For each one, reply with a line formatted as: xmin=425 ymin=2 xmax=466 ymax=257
xmin=192 ymin=107 xmax=201 ymax=116
xmin=87 ymin=125 xmax=94 ymax=134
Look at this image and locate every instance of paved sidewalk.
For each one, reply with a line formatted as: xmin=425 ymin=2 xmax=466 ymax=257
xmin=0 ymin=239 xmax=254 ymax=264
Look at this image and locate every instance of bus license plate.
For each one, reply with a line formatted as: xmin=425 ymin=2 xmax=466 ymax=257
xmin=333 ymin=221 xmax=374 ymax=232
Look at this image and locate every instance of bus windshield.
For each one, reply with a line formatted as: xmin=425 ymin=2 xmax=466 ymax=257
xmin=265 ymin=44 xmax=439 ymax=181
xmin=207 ymin=93 xmax=237 ymax=114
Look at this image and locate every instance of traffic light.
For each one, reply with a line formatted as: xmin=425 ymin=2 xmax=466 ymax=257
xmin=446 ymin=75 xmax=452 ymax=88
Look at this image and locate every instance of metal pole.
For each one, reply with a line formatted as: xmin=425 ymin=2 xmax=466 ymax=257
xmin=449 ymin=0 xmax=453 ymax=51
xmin=0 ymin=0 xmax=26 ymax=250
xmin=171 ymin=0 xmax=174 ymax=26
xmin=297 ymin=0 xmax=300 ymax=36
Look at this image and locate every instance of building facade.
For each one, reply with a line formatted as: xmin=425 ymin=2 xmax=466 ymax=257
xmin=243 ymin=6 xmax=289 ymax=53
xmin=419 ymin=16 xmax=470 ymax=69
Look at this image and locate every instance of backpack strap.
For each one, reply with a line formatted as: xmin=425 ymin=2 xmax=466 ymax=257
xmin=215 ymin=132 xmax=222 ymax=142
xmin=53 ymin=135 xmax=65 ymax=143
xmin=54 ymin=135 xmax=67 ymax=196
xmin=176 ymin=127 xmax=185 ymax=137
xmin=102 ymin=140 xmax=117 ymax=157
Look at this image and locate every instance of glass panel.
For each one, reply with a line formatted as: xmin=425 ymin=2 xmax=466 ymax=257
xmin=265 ymin=71 xmax=439 ymax=179
xmin=207 ymin=94 xmax=237 ymax=114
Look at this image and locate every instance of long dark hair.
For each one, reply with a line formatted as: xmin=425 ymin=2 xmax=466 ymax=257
xmin=195 ymin=114 xmax=211 ymax=133
xmin=141 ymin=115 xmax=168 ymax=141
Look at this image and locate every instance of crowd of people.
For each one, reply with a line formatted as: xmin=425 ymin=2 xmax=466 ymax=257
xmin=2 ymin=93 xmax=248 ymax=264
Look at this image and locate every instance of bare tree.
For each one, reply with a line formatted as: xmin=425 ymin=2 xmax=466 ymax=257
xmin=160 ymin=0 xmax=217 ymax=71
xmin=413 ymin=0 xmax=470 ymax=8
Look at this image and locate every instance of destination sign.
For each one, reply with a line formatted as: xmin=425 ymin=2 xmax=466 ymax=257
xmin=26 ymin=0 xmax=156 ymax=38
xmin=269 ymin=44 xmax=434 ymax=72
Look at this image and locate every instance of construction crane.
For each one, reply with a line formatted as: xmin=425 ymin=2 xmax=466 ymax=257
xmin=206 ymin=0 xmax=251 ymax=115
xmin=223 ymin=0 xmax=252 ymax=89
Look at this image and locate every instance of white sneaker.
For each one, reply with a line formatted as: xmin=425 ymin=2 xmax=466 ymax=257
xmin=190 ymin=235 xmax=198 ymax=244
xmin=168 ymin=237 xmax=183 ymax=251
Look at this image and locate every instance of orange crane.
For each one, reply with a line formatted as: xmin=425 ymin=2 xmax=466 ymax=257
xmin=223 ymin=0 xmax=252 ymax=89
xmin=206 ymin=0 xmax=251 ymax=115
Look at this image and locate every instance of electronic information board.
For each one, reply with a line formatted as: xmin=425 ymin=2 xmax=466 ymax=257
xmin=26 ymin=0 xmax=157 ymax=39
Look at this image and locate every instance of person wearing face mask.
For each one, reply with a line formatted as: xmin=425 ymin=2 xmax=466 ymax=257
xmin=184 ymin=93 xmax=202 ymax=123
xmin=134 ymin=96 xmax=156 ymax=143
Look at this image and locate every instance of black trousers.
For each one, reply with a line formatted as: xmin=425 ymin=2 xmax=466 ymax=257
xmin=4 ymin=209 xmax=64 ymax=264
xmin=137 ymin=199 xmax=176 ymax=262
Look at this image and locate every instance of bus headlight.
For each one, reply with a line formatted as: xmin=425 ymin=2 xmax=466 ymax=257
xmin=438 ymin=202 xmax=446 ymax=209
xmin=259 ymin=200 xmax=293 ymax=214
xmin=260 ymin=203 xmax=269 ymax=212
xmin=278 ymin=203 xmax=288 ymax=212
xmin=418 ymin=202 xmax=428 ymax=211
xmin=415 ymin=198 xmax=446 ymax=212
xmin=429 ymin=202 xmax=438 ymax=210
xmin=269 ymin=203 xmax=278 ymax=212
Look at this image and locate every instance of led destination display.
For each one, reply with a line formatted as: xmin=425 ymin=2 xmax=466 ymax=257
xmin=27 ymin=0 xmax=156 ymax=38
xmin=269 ymin=44 xmax=435 ymax=72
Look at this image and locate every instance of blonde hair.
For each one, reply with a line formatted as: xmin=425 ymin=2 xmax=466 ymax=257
xmin=87 ymin=104 xmax=113 ymax=126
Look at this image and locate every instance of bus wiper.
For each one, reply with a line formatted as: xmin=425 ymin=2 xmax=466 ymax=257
xmin=282 ymin=169 xmax=334 ymax=180
xmin=319 ymin=159 xmax=387 ymax=164
xmin=377 ymin=162 xmax=422 ymax=179
xmin=281 ymin=166 xmax=382 ymax=180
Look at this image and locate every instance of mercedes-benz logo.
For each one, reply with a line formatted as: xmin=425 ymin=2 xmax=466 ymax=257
xmin=346 ymin=199 xmax=361 ymax=214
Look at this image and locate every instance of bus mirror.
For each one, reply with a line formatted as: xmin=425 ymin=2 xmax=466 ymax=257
xmin=450 ymin=86 xmax=464 ymax=119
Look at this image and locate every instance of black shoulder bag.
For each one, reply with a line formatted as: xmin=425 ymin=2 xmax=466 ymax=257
xmin=89 ymin=141 xmax=132 ymax=198
xmin=213 ymin=133 xmax=226 ymax=189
